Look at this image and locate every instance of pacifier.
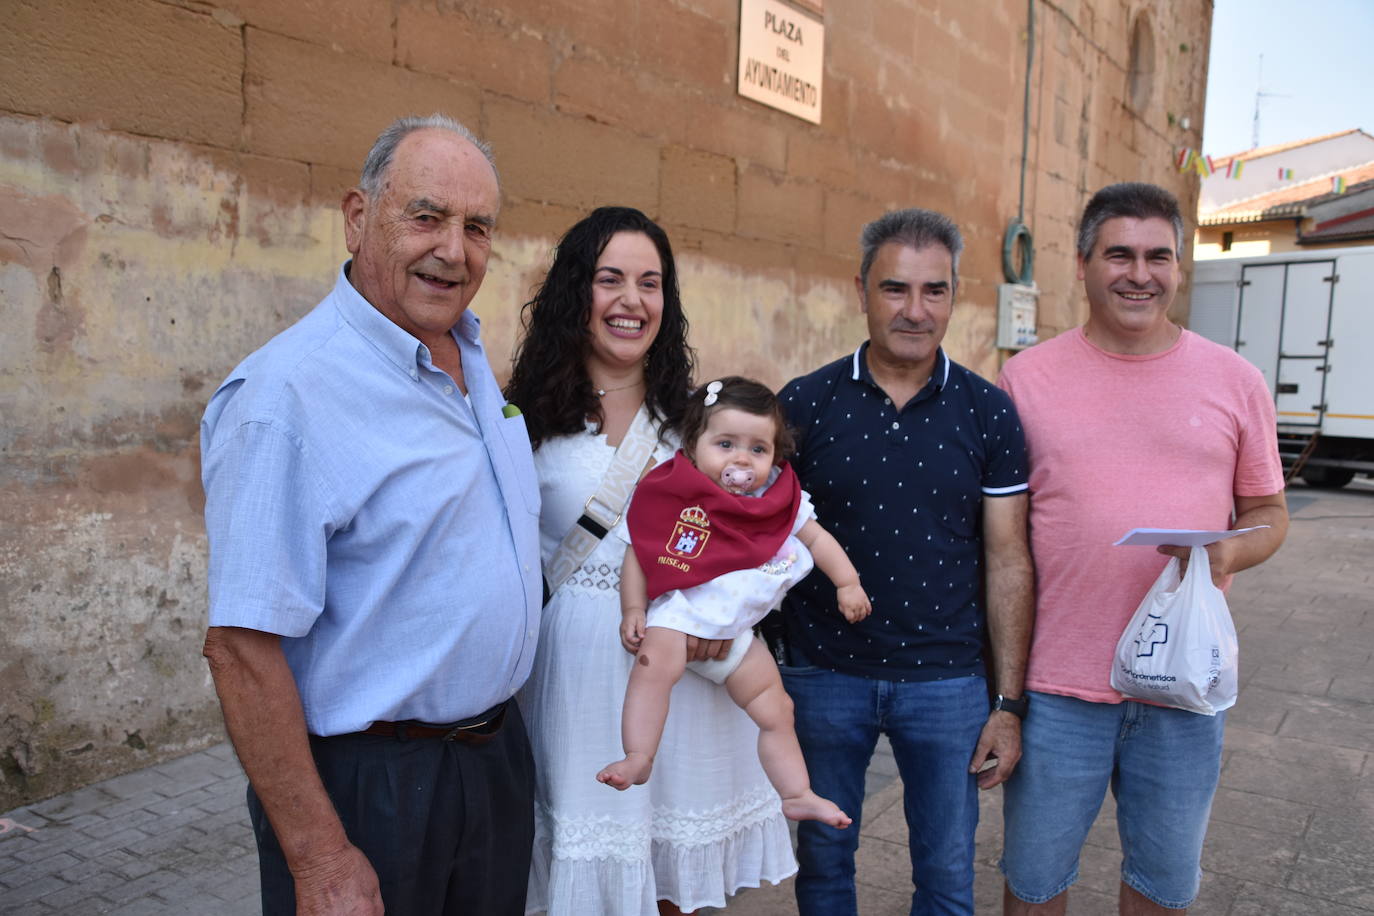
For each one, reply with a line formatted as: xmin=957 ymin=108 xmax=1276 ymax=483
xmin=721 ymin=465 xmax=756 ymax=493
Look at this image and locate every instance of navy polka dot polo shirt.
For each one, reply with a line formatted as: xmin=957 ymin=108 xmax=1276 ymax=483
xmin=778 ymin=344 xmax=1028 ymax=681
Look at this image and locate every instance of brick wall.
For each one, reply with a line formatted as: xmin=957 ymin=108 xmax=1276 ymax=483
xmin=0 ymin=0 xmax=1212 ymax=806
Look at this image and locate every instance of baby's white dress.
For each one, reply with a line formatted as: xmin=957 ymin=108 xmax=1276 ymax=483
xmin=633 ymin=487 xmax=816 ymax=642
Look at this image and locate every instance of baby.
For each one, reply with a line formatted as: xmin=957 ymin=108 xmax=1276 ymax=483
xmin=596 ymin=376 xmax=871 ymax=827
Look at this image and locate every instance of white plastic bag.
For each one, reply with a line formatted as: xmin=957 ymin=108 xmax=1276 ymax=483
xmin=1110 ymin=545 xmax=1238 ymax=716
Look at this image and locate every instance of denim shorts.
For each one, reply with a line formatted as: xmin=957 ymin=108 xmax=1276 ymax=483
xmin=1000 ymin=691 xmax=1226 ymax=909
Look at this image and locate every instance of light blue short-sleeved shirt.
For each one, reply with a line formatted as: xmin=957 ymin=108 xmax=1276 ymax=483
xmin=201 ymin=265 xmax=541 ymax=735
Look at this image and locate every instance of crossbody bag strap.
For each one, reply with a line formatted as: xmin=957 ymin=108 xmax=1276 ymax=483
xmin=544 ymin=404 xmax=659 ymax=596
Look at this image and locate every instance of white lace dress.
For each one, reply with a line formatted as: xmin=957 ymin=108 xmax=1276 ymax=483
xmin=521 ymin=426 xmax=796 ymax=915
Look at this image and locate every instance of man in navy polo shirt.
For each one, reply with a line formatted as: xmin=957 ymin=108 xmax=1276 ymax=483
xmin=778 ymin=208 xmax=1035 ymax=916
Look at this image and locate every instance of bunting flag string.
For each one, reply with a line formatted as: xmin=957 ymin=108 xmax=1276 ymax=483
xmin=1172 ymin=148 xmax=1301 ymax=183
xmin=1175 ymin=148 xmax=1250 ymax=180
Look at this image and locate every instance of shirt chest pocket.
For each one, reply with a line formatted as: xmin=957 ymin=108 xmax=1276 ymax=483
xmin=494 ymin=413 xmax=541 ymax=516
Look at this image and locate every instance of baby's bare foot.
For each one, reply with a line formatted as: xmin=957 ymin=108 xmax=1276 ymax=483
xmin=781 ymin=789 xmax=852 ymax=828
xmin=596 ymin=753 xmax=654 ymax=790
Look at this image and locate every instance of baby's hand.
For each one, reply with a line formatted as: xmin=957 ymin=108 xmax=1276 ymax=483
xmin=836 ymin=584 xmax=871 ymax=623
xmin=620 ymin=611 xmax=646 ymax=655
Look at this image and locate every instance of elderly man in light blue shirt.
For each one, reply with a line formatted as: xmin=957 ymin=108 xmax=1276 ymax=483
xmin=201 ymin=114 xmax=541 ymax=916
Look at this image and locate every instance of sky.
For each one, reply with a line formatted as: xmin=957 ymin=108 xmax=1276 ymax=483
xmin=1202 ymin=0 xmax=1374 ymax=157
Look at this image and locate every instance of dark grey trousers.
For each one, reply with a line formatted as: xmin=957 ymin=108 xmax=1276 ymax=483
xmin=247 ymin=699 xmax=535 ymax=915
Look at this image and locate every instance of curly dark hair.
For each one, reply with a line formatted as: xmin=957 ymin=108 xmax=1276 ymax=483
xmin=678 ymin=376 xmax=795 ymax=466
xmin=505 ymin=207 xmax=696 ymax=448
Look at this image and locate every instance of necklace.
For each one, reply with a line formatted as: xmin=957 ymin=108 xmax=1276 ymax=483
xmin=595 ymin=381 xmax=644 ymax=397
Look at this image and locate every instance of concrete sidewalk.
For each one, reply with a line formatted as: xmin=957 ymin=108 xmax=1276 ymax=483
xmin=3 ymin=483 xmax=1372 ymax=914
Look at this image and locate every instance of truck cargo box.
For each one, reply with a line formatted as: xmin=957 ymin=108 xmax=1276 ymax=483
xmin=1189 ymin=246 xmax=1374 ymax=487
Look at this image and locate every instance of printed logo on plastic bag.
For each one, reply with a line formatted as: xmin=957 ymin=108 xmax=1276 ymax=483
xmin=1110 ymin=545 xmax=1238 ymax=716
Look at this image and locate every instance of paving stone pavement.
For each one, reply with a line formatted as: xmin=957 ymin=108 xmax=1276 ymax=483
xmin=3 ymin=483 xmax=1371 ymax=914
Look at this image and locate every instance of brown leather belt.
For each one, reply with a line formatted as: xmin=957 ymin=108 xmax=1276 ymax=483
xmin=359 ymin=701 xmax=508 ymax=745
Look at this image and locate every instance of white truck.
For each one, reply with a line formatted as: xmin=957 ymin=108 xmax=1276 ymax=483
xmin=1189 ymin=246 xmax=1374 ymax=488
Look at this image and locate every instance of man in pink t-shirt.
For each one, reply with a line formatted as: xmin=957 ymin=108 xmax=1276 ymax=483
xmin=996 ymin=183 xmax=1288 ymax=916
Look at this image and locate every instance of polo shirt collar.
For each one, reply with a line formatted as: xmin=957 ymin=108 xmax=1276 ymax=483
xmin=330 ymin=261 xmax=482 ymax=376
xmin=850 ymin=341 xmax=950 ymax=392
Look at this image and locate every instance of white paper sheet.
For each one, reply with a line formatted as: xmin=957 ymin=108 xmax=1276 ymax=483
xmin=1113 ymin=526 xmax=1270 ymax=547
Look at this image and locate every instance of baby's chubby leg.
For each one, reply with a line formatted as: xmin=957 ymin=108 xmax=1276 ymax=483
xmin=725 ymin=640 xmax=851 ymax=828
xmin=597 ymin=626 xmax=689 ymax=790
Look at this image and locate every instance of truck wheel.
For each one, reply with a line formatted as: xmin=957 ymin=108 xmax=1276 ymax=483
xmin=1300 ymin=466 xmax=1355 ymax=488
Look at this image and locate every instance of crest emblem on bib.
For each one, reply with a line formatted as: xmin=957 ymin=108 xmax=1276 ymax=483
xmin=666 ymin=506 xmax=711 ymax=559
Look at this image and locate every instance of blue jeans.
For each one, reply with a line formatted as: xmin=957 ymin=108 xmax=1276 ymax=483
xmin=781 ymin=661 xmax=987 ymax=916
xmin=1000 ymin=691 xmax=1226 ymax=909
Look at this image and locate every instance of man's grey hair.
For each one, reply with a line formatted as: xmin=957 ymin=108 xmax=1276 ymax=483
xmin=359 ymin=114 xmax=498 ymax=196
xmin=859 ymin=208 xmax=964 ymax=290
xmin=1077 ymin=182 xmax=1184 ymax=259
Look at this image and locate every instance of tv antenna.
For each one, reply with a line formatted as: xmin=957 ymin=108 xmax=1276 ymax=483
xmin=1251 ymin=55 xmax=1288 ymax=149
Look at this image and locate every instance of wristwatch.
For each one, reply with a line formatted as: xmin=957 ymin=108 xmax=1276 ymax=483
xmin=992 ymin=694 xmax=1029 ymax=719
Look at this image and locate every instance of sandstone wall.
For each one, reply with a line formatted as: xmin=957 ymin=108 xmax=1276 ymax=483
xmin=0 ymin=0 xmax=1213 ymax=807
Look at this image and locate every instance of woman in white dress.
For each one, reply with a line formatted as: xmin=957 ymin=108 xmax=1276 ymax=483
xmin=505 ymin=207 xmax=796 ymax=915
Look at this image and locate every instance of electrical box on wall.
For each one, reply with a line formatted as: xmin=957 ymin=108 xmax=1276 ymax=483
xmin=997 ymin=283 xmax=1039 ymax=350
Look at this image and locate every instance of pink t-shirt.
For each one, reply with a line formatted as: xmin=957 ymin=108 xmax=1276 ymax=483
xmin=998 ymin=327 xmax=1284 ymax=703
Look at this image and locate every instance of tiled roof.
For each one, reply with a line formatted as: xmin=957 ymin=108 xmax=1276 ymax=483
xmin=1210 ymin=128 xmax=1372 ymax=169
xmin=1300 ymin=209 xmax=1374 ymax=244
xmin=1199 ymin=161 xmax=1374 ymax=225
